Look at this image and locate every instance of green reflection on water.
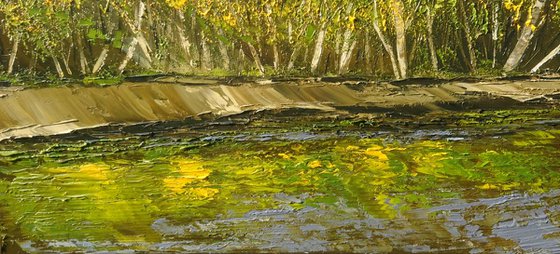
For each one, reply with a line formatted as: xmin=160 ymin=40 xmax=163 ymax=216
xmin=0 ymin=128 xmax=559 ymax=250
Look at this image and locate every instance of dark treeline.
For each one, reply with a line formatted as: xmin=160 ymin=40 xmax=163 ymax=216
xmin=1 ymin=0 xmax=560 ymax=79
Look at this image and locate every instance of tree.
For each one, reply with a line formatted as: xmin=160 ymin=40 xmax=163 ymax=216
xmin=503 ymin=0 xmax=549 ymax=71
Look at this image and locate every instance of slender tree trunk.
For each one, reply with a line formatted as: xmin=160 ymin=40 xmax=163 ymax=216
xmin=491 ymin=1 xmax=499 ymax=68
xmin=217 ymin=42 xmax=230 ymax=70
xmin=247 ymin=42 xmax=265 ymax=75
xmin=176 ymin=11 xmax=195 ymax=68
xmin=272 ymin=44 xmax=280 ymax=71
xmin=391 ymin=0 xmax=408 ymax=78
xmin=265 ymin=4 xmax=281 ymax=71
xmin=7 ymin=35 xmax=19 ymax=74
xmin=458 ymin=0 xmax=477 ymax=72
xmin=455 ymin=30 xmax=470 ymax=69
xmin=531 ymin=42 xmax=560 ymax=72
xmin=311 ymin=23 xmax=327 ymax=74
xmin=287 ymin=45 xmax=300 ymax=70
xmin=365 ymin=31 xmax=372 ymax=73
xmin=118 ymin=38 xmax=139 ymax=73
xmin=373 ymin=26 xmax=400 ymax=79
xmin=92 ymin=46 xmax=110 ymax=74
xmin=503 ymin=0 xmax=547 ymax=71
xmin=118 ymin=1 xmax=152 ymax=73
xmin=200 ymin=31 xmax=213 ymax=70
xmin=427 ymin=9 xmax=438 ymax=71
xmin=339 ymin=2 xmax=356 ymax=75
xmin=216 ymin=30 xmax=230 ymax=70
xmin=339 ymin=28 xmax=356 ymax=75
xmin=51 ymin=55 xmax=65 ymax=78
xmin=76 ymin=33 xmax=90 ymax=74
xmin=62 ymin=46 xmax=73 ymax=76
xmin=373 ymin=0 xmax=401 ymax=79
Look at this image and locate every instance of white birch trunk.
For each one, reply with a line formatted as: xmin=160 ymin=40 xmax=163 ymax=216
xmin=531 ymin=42 xmax=560 ymax=73
xmin=491 ymin=2 xmax=499 ymax=68
xmin=248 ymin=42 xmax=265 ymax=75
xmin=373 ymin=0 xmax=401 ymax=79
xmin=51 ymin=55 xmax=65 ymax=78
xmin=311 ymin=24 xmax=327 ymax=73
xmin=62 ymin=47 xmax=73 ymax=76
xmin=92 ymin=46 xmax=110 ymax=74
xmin=118 ymin=38 xmax=139 ymax=73
xmin=76 ymin=35 xmax=90 ymax=74
xmin=287 ymin=45 xmax=300 ymax=70
xmin=391 ymin=0 xmax=408 ymax=79
xmin=7 ymin=35 xmax=19 ymax=74
xmin=338 ymin=2 xmax=355 ymax=75
xmin=118 ymin=1 xmax=152 ymax=73
xmin=339 ymin=28 xmax=356 ymax=74
xmin=503 ymin=0 xmax=547 ymax=71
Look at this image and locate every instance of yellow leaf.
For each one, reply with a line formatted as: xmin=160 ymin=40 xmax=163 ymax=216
xmin=478 ymin=183 xmax=499 ymax=190
xmin=308 ymin=160 xmax=322 ymax=169
xmin=278 ymin=153 xmax=291 ymax=159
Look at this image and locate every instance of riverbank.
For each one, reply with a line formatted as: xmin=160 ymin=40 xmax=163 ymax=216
xmin=0 ymin=77 xmax=559 ymax=141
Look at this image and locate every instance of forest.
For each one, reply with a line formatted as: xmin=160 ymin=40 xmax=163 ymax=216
xmin=1 ymin=0 xmax=560 ymax=80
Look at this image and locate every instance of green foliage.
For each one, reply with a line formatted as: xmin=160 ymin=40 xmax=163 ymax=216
xmin=0 ymin=0 xmax=559 ymax=79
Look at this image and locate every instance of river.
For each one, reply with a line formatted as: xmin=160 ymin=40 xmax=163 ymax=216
xmin=1 ymin=79 xmax=560 ymax=252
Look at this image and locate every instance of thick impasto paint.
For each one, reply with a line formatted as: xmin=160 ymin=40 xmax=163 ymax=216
xmin=1 ymin=102 xmax=560 ymax=252
xmin=3 ymin=0 xmax=560 ymax=252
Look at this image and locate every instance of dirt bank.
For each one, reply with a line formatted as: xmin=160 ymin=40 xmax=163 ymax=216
xmin=0 ymin=79 xmax=559 ymax=141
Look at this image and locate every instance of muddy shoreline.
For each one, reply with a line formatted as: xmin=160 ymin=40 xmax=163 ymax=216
xmin=0 ymin=79 xmax=559 ymax=141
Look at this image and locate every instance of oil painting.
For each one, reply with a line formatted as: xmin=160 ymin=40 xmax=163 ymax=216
xmin=1 ymin=0 xmax=560 ymax=253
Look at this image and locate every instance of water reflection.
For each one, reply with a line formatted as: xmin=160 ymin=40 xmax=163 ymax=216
xmin=0 ymin=129 xmax=559 ymax=252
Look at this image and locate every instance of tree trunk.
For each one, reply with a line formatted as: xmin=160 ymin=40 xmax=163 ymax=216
xmin=503 ymin=0 xmax=547 ymax=71
xmin=373 ymin=0 xmax=401 ymax=79
xmin=491 ymin=1 xmax=499 ymax=68
xmin=200 ymin=31 xmax=213 ymax=70
xmin=339 ymin=2 xmax=356 ymax=75
xmin=287 ymin=45 xmax=300 ymax=70
xmin=118 ymin=38 xmax=139 ymax=73
xmin=61 ymin=48 xmax=73 ymax=76
xmin=272 ymin=43 xmax=280 ymax=71
xmin=7 ymin=35 xmax=19 ymax=74
xmin=217 ymin=31 xmax=230 ymax=70
xmin=76 ymin=33 xmax=90 ymax=74
xmin=118 ymin=0 xmax=152 ymax=73
xmin=92 ymin=46 xmax=110 ymax=74
xmin=311 ymin=23 xmax=327 ymax=74
xmin=248 ymin=42 xmax=265 ymax=75
xmin=339 ymin=28 xmax=356 ymax=75
xmin=427 ymin=9 xmax=438 ymax=71
xmin=531 ymin=42 xmax=560 ymax=72
xmin=266 ymin=4 xmax=281 ymax=71
xmin=458 ymin=0 xmax=477 ymax=72
xmin=391 ymin=0 xmax=408 ymax=78
xmin=51 ymin=55 xmax=65 ymax=78
xmin=176 ymin=12 xmax=193 ymax=65
xmin=454 ymin=30 xmax=470 ymax=69
xmin=365 ymin=31 xmax=372 ymax=73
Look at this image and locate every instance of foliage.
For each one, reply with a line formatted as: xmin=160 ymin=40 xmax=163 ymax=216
xmin=1 ymin=0 xmax=560 ymax=79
